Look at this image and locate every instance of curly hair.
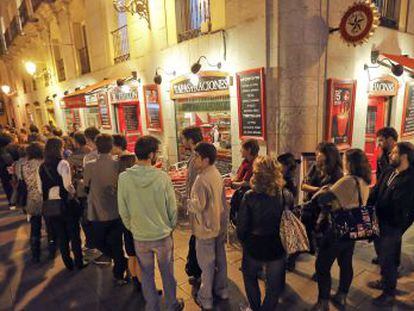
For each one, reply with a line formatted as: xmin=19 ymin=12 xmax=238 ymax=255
xmin=250 ymin=155 xmax=285 ymax=196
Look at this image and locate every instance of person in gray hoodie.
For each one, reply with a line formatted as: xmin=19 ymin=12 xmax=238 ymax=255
xmin=188 ymin=142 xmax=229 ymax=310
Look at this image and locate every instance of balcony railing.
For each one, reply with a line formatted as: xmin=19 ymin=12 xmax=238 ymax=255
xmin=111 ymin=25 xmax=130 ymax=64
xmin=56 ymin=58 xmax=66 ymax=82
xmin=373 ymin=0 xmax=400 ymax=29
xmin=78 ymin=47 xmax=91 ymax=74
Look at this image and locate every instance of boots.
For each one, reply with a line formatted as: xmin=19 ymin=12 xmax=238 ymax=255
xmin=310 ymin=299 xmax=329 ymax=311
xmin=30 ymin=237 xmax=41 ymax=263
xmin=331 ymin=292 xmax=347 ymax=310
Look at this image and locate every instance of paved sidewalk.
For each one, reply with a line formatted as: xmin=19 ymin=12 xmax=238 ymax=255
xmin=1 ymin=192 xmax=414 ymax=310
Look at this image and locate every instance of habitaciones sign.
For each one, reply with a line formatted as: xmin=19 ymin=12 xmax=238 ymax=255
xmin=170 ymin=71 xmax=229 ymax=99
xmin=369 ymin=75 xmax=399 ymax=96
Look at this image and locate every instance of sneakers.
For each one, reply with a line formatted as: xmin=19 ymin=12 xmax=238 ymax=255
xmin=93 ymin=254 xmax=112 ymax=265
xmin=331 ymin=292 xmax=347 ymax=310
xmin=367 ymin=279 xmax=384 ymax=290
xmin=372 ymin=293 xmax=395 ymax=307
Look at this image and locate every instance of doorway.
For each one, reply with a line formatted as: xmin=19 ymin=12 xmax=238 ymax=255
xmin=364 ymin=96 xmax=387 ymax=183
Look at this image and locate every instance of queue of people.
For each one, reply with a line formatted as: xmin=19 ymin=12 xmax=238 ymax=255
xmin=0 ymin=123 xmax=413 ymax=311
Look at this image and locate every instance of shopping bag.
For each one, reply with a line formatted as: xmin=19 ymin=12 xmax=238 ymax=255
xmin=280 ymin=209 xmax=310 ymax=255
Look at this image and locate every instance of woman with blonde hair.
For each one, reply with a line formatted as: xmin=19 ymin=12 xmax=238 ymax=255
xmin=237 ymin=155 xmax=293 ymax=311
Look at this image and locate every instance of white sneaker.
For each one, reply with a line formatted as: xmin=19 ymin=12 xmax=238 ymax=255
xmin=9 ymin=205 xmax=16 ymax=210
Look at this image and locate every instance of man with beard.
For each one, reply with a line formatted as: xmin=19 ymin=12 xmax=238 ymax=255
xmin=368 ymin=142 xmax=414 ymax=307
xmin=376 ymin=127 xmax=398 ymax=180
xmin=118 ymin=136 xmax=184 ymax=311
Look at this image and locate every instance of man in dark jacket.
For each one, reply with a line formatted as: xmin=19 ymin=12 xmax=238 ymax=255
xmin=376 ymin=127 xmax=398 ymax=180
xmin=368 ymin=142 xmax=414 ymax=307
xmin=0 ymin=133 xmax=14 ymax=206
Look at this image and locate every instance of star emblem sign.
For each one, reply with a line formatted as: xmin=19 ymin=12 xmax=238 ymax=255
xmin=349 ymin=12 xmax=366 ymax=34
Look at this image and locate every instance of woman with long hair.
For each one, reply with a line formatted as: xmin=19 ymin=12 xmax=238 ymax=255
xmin=38 ymin=137 xmax=84 ymax=270
xmin=311 ymin=149 xmax=371 ymax=311
xmin=237 ymin=155 xmax=293 ymax=310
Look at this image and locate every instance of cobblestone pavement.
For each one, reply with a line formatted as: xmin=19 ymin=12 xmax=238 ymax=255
xmin=1 ymin=192 xmax=414 ymax=311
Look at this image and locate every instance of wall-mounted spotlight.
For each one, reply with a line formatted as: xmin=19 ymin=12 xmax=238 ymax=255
xmin=191 ymin=56 xmax=222 ymax=74
xmin=153 ymin=67 xmax=176 ymax=85
xmin=377 ymin=58 xmax=404 ymax=77
xmin=52 ymin=94 xmax=58 ymax=98
xmin=64 ymin=90 xmax=69 ymax=95
xmin=1 ymin=85 xmax=11 ymax=95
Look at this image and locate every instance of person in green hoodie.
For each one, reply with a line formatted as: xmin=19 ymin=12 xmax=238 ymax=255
xmin=118 ymin=135 xmax=184 ymax=311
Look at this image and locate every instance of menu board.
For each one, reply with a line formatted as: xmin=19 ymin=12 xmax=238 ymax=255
xmin=97 ymin=93 xmax=112 ymax=129
xmin=236 ymin=68 xmax=266 ymax=140
xmin=144 ymin=84 xmax=163 ymax=131
xmin=326 ymin=79 xmax=356 ymax=150
xmin=401 ymin=83 xmax=414 ymax=138
xmin=124 ymin=105 xmax=139 ymax=131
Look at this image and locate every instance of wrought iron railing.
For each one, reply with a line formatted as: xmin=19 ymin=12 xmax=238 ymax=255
xmin=111 ymin=25 xmax=130 ymax=64
xmin=56 ymin=58 xmax=66 ymax=82
xmin=373 ymin=0 xmax=399 ymax=29
xmin=176 ymin=0 xmax=211 ymax=42
xmin=78 ymin=47 xmax=91 ymax=74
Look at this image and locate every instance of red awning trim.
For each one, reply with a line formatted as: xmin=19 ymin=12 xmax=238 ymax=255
xmin=381 ymin=53 xmax=414 ymax=71
xmin=62 ymin=79 xmax=116 ymax=108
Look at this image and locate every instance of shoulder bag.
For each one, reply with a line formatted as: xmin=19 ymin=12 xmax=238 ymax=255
xmin=41 ymin=165 xmax=64 ymax=217
xmin=16 ymin=164 xmax=28 ymax=208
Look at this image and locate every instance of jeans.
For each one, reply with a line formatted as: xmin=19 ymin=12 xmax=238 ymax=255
xmin=1 ymin=175 xmax=13 ymax=205
xmin=44 ymin=216 xmax=57 ymax=255
xmin=378 ymin=225 xmax=403 ymax=296
xmin=79 ymin=197 xmax=94 ymax=249
xmin=374 ymin=235 xmax=401 ymax=267
xmin=134 ymin=236 xmax=179 ymax=311
xmin=48 ymin=214 xmax=83 ymax=269
xmin=30 ymin=215 xmax=42 ymax=260
xmin=91 ymin=219 xmax=127 ymax=280
xmin=196 ymin=232 xmax=229 ymax=309
xmin=242 ymin=252 xmax=285 ymax=311
xmin=316 ymin=239 xmax=355 ymax=299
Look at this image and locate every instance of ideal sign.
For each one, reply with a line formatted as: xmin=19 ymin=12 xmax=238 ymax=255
xmin=369 ymin=75 xmax=399 ymax=96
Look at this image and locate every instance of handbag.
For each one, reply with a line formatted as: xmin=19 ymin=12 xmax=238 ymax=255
xmin=16 ymin=165 xmax=28 ymax=208
xmin=280 ymin=191 xmax=310 ymax=255
xmin=331 ymin=177 xmax=380 ymax=241
xmin=41 ymin=165 xmax=65 ymax=217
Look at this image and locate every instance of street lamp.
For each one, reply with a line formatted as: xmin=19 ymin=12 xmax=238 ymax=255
xmin=25 ymin=61 xmax=37 ymax=75
xmin=1 ymin=85 xmax=11 ymax=95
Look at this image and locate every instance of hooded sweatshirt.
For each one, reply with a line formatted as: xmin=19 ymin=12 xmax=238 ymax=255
xmin=118 ymin=164 xmax=177 ymax=241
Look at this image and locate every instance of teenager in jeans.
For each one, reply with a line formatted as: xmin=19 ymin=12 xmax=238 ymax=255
xmin=188 ymin=142 xmax=229 ymax=310
xmin=312 ymin=149 xmax=371 ymax=311
xmin=118 ymin=136 xmax=184 ymax=311
xmin=181 ymin=126 xmax=203 ymax=287
xmin=84 ymin=134 xmax=127 ymax=285
xmin=237 ymin=156 xmax=289 ymax=311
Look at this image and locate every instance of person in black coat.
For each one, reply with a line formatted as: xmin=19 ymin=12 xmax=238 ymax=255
xmin=0 ymin=132 xmax=14 ymax=206
xmin=237 ymin=156 xmax=293 ymax=311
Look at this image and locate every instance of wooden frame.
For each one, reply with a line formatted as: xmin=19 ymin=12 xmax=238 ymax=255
xmin=236 ymin=67 xmax=266 ymax=141
xmin=326 ymin=79 xmax=357 ymax=150
xmin=400 ymin=81 xmax=414 ymax=138
xmin=143 ymin=84 xmax=163 ymax=132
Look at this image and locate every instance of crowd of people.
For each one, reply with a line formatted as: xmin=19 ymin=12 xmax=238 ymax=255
xmin=0 ymin=122 xmax=413 ymax=311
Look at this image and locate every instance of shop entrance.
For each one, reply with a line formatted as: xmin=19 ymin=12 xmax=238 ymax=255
xmin=364 ymin=96 xmax=387 ymax=182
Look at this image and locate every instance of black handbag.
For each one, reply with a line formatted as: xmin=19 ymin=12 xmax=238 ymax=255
xmin=41 ymin=165 xmax=65 ymax=217
xmin=331 ymin=177 xmax=380 ymax=241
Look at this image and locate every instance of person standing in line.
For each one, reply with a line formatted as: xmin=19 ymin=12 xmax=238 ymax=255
xmin=237 ymin=156 xmax=290 ymax=311
xmin=231 ymin=139 xmax=260 ymax=189
xmin=181 ymin=126 xmax=203 ymax=288
xmin=38 ymin=137 xmax=84 ymax=270
xmin=83 ymin=126 xmax=100 ymax=166
xmin=371 ymin=127 xmax=398 ymax=265
xmin=23 ymin=142 xmax=45 ymax=263
xmin=83 ymin=134 xmax=128 ymax=285
xmin=68 ymin=132 xmax=94 ymax=252
xmin=188 ymin=142 xmax=229 ymax=310
xmin=367 ymin=142 xmax=414 ymax=307
xmin=311 ymin=149 xmax=371 ymax=311
xmin=118 ymin=136 xmax=184 ymax=311
xmin=0 ymin=133 xmax=15 ymax=208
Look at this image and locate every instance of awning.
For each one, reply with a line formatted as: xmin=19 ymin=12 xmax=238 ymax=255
xmin=381 ymin=53 xmax=414 ymax=71
xmin=63 ymin=79 xmax=116 ymax=109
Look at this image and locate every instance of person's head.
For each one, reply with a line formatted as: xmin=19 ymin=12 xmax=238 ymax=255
xmin=181 ymin=126 xmax=203 ymax=149
xmin=344 ymin=149 xmax=371 ymax=184
xmin=44 ymin=137 xmax=63 ymax=164
xmin=134 ymin=135 xmax=160 ymax=165
xmin=73 ymin=131 xmax=87 ymax=149
xmin=20 ymin=128 xmax=27 ymax=135
xmin=52 ymin=128 xmax=63 ymax=137
xmin=316 ymin=142 xmax=342 ymax=175
xmin=390 ymin=142 xmax=414 ymax=170
xmin=42 ymin=125 xmax=52 ymax=134
xmin=250 ymin=155 xmax=284 ymax=196
xmin=376 ymin=127 xmax=398 ymax=152
xmin=29 ymin=124 xmax=39 ymax=134
xmin=241 ymin=139 xmax=260 ymax=160
xmin=95 ymin=134 xmax=113 ymax=154
xmin=84 ymin=126 xmax=100 ymax=145
xmin=277 ymin=152 xmax=300 ymax=177
xmin=194 ymin=142 xmax=217 ymax=171
xmin=26 ymin=142 xmax=44 ymax=160
xmin=0 ymin=132 xmax=12 ymax=148
xmin=72 ymin=123 xmax=80 ymax=132
xmin=112 ymin=134 xmax=128 ymax=155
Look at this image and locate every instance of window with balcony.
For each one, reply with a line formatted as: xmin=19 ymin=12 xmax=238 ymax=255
xmin=111 ymin=25 xmax=130 ymax=64
xmin=373 ymin=0 xmax=401 ymax=29
xmin=175 ymin=0 xmax=211 ymax=42
xmin=52 ymin=40 xmax=66 ymax=81
xmin=73 ymin=23 xmax=91 ymax=74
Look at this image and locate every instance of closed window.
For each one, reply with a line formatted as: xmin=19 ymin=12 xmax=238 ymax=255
xmin=373 ymin=0 xmax=401 ymax=29
xmin=175 ymin=0 xmax=211 ymax=42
